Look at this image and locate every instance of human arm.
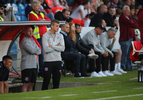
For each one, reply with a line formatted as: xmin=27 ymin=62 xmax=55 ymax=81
xmin=52 ymin=34 xmax=65 ymax=52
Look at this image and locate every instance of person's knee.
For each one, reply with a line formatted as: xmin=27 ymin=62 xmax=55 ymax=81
xmin=3 ymin=81 xmax=8 ymax=87
xmin=117 ymin=49 xmax=122 ymax=55
xmin=23 ymin=83 xmax=30 ymax=87
xmin=0 ymin=81 xmax=4 ymax=87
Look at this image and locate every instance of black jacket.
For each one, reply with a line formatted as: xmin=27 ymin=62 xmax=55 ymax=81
xmin=55 ymin=11 xmax=72 ymax=22
xmin=103 ymin=12 xmax=116 ymax=27
xmin=75 ymin=31 xmax=91 ymax=54
xmin=0 ymin=61 xmax=9 ymax=81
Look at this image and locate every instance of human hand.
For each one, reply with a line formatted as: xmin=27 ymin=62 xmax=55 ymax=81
xmin=111 ymin=53 xmax=114 ymax=58
xmin=57 ymin=44 xmax=61 ymax=46
xmin=113 ymin=37 xmax=116 ymax=43
xmin=49 ymin=45 xmax=52 ymax=48
xmin=103 ymin=51 xmax=108 ymax=57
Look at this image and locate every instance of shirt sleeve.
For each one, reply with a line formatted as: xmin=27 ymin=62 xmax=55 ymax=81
xmin=52 ymin=34 xmax=65 ymax=52
xmin=42 ymin=34 xmax=55 ymax=53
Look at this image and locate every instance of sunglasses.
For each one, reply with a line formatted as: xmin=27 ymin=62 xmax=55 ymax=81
xmin=0 ymin=7 xmax=4 ymax=10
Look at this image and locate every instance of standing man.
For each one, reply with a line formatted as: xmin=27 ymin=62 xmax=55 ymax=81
xmin=0 ymin=55 xmax=12 ymax=94
xmin=20 ymin=26 xmax=41 ymax=92
xmin=119 ymin=5 xmax=138 ymax=71
xmin=42 ymin=20 xmax=65 ymax=90
xmin=28 ymin=0 xmax=51 ymax=77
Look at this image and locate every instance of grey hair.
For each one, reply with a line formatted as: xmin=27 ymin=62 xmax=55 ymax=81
xmin=31 ymin=0 xmax=41 ymax=7
xmin=122 ymin=5 xmax=130 ymax=11
xmin=107 ymin=27 xmax=117 ymax=32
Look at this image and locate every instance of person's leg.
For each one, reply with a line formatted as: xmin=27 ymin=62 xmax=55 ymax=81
xmin=80 ymin=54 xmax=87 ymax=76
xmin=21 ymin=83 xmax=30 ymax=92
xmin=27 ymin=83 xmax=34 ymax=92
xmin=101 ymin=55 xmax=109 ymax=71
xmin=37 ymin=38 xmax=44 ymax=77
xmin=52 ymin=61 xmax=62 ymax=89
xmin=126 ymin=38 xmax=133 ymax=70
xmin=46 ymin=12 xmax=55 ymax=20
xmin=94 ymin=51 xmax=102 ymax=72
xmin=21 ymin=69 xmax=32 ymax=92
xmin=3 ymin=81 xmax=9 ymax=93
xmin=42 ymin=62 xmax=53 ymax=90
xmin=119 ymin=40 xmax=130 ymax=70
xmin=0 ymin=81 xmax=4 ymax=94
xmin=67 ymin=0 xmax=75 ymax=7
xmin=61 ymin=51 xmax=81 ymax=76
xmin=110 ymin=52 xmax=116 ymax=71
xmin=115 ymin=49 xmax=122 ymax=64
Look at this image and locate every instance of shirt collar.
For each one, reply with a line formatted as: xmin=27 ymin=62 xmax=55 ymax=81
xmin=61 ymin=31 xmax=67 ymax=36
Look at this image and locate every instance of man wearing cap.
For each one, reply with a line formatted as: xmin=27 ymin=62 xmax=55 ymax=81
xmin=82 ymin=24 xmax=114 ymax=77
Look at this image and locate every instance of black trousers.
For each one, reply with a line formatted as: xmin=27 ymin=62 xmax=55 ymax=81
xmin=42 ymin=61 xmax=62 ymax=90
xmin=61 ymin=51 xmax=87 ymax=76
xmin=109 ymin=52 xmax=117 ymax=71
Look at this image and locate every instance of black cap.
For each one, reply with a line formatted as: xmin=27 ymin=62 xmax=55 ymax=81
xmin=95 ymin=24 xmax=105 ymax=30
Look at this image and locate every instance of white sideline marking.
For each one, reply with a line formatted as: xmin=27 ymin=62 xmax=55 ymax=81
xmin=87 ymin=94 xmax=143 ymax=100
xmin=25 ymin=96 xmax=52 ymax=99
xmin=60 ymin=94 xmax=77 ymax=97
xmin=92 ymin=90 xmax=117 ymax=93
xmin=133 ymin=87 xmax=143 ymax=89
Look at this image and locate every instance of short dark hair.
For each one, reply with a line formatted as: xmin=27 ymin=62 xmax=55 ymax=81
xmin=61 ymin=22 xmax=69 ymax=28
xmin=51 ymin=19 xmax=59 ymax=26
xmin=116 ymin=8 xmax=122 ymax=15
xmin=62 ymin=9 xmax=70 ymax=13
xmin=2 ymin=55 xmax=12 ymax=61
xmin=130 ymin=5 xmax=135 ymax=10
xmin=104 ymin=0 xmax=110 ymax=5
xmin=75 ymin=23 xmax=81 ymax=28
xmin=108 ymin=6 xmax=116 ymax=10
xmin=82 ymin=1 xmax=89 ymax=5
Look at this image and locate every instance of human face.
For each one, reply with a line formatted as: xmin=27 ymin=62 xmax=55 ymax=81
xmin=125 ymin=0 xmax=131 ymax=6
xmin=75 ymin=26 xmax=82 ymax=33
xmin=25 ymin=27 xmax=33 ymax=38
xmin=33 ymin=3 xmax=41 ymax=13
xmin=131 ymin=0 xmax=135 ymax=6
xmin=103 ymin=5 xmax=107 ymax=13
xmin=71 ymin=24 xmax=75 ymax=31
xmin=63 ymin=11 xmax=70 ymax=19
xmin=51 ymin=23 xmax=60 ymax=32
xmin=62 ymin=24 xmax=69 ymax=33
xmin=112 ymin=0 xmax=118 ymax=4
xmin=108 ymin=31 xmax=116 ymax=38
xmin=3 ymin=59 xmax=13 ymax=70
xmin=123 ymin=7 xmax=130 ymax=16
xmin=96 ymin=28 xmax=103 ymax=35
xmin=130 ymin=9 xmax=135 ymax=16
xmin=108 ymin=8 xmax=116 ymax=16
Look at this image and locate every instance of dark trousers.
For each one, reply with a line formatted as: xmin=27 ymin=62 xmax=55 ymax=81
xmin=94 ymin=51 xmax=102 ymax=72
xmin=37 ymin=38 xmax=44 ymax=77
xmin=42 ymin=61 xmax=62 ymax=90
xmin=109 ymin=52 xmax=116 ymax=71
xmin=61 ymin=51 xmax=87 ymax=76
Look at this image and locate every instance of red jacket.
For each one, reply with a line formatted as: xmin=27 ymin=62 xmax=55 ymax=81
xmin=138 ymin=8 xmax=143 ymax=43
xmin=28 ymin=10 xmax=51 ymax=37
xmin=119 ymin=14 xmax=138 ymax=42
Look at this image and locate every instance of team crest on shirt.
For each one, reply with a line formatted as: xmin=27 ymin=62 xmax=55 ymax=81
xmin=57 ymin=36 xmax=59 ymax=39
xmin=25 ymin=77 xmax=29 ymax=81
xmin=45 ymin=67 xmax=48 ymax=71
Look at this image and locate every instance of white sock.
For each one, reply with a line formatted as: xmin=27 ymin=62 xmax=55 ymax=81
xmin=117 ymin=63 xmax=121 ymax=70
xmin=114 ymin=63 xmax=118 ymax=70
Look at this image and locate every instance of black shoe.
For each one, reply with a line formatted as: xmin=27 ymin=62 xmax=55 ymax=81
xmin=81 ymin=74 xmax=91 ymax=77
xmin=74 ymin=75 xmax=84 ymax=78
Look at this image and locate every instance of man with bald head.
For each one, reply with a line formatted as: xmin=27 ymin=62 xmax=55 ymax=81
xmin=20 ymin=26 xmax=41 ymax=92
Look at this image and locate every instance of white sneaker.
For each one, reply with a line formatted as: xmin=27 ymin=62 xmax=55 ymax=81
xmin=117 ymin=68 xmax=127 ymax=73
xmin=103 ymin=70 xmax=114 ymax=76
xmin=111 ymin=70 xmax=122 ymax=75
xmin=98 ymin=71 xmax=107 ymax=77
xmin=91 ymin=71 xmax=102 ymax=77
xmin=88 ymin=54 xmax=99 ymax=59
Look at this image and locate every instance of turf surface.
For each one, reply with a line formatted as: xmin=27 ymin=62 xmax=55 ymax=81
xmin=1 ymin=70 xmax=143 ymax=100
